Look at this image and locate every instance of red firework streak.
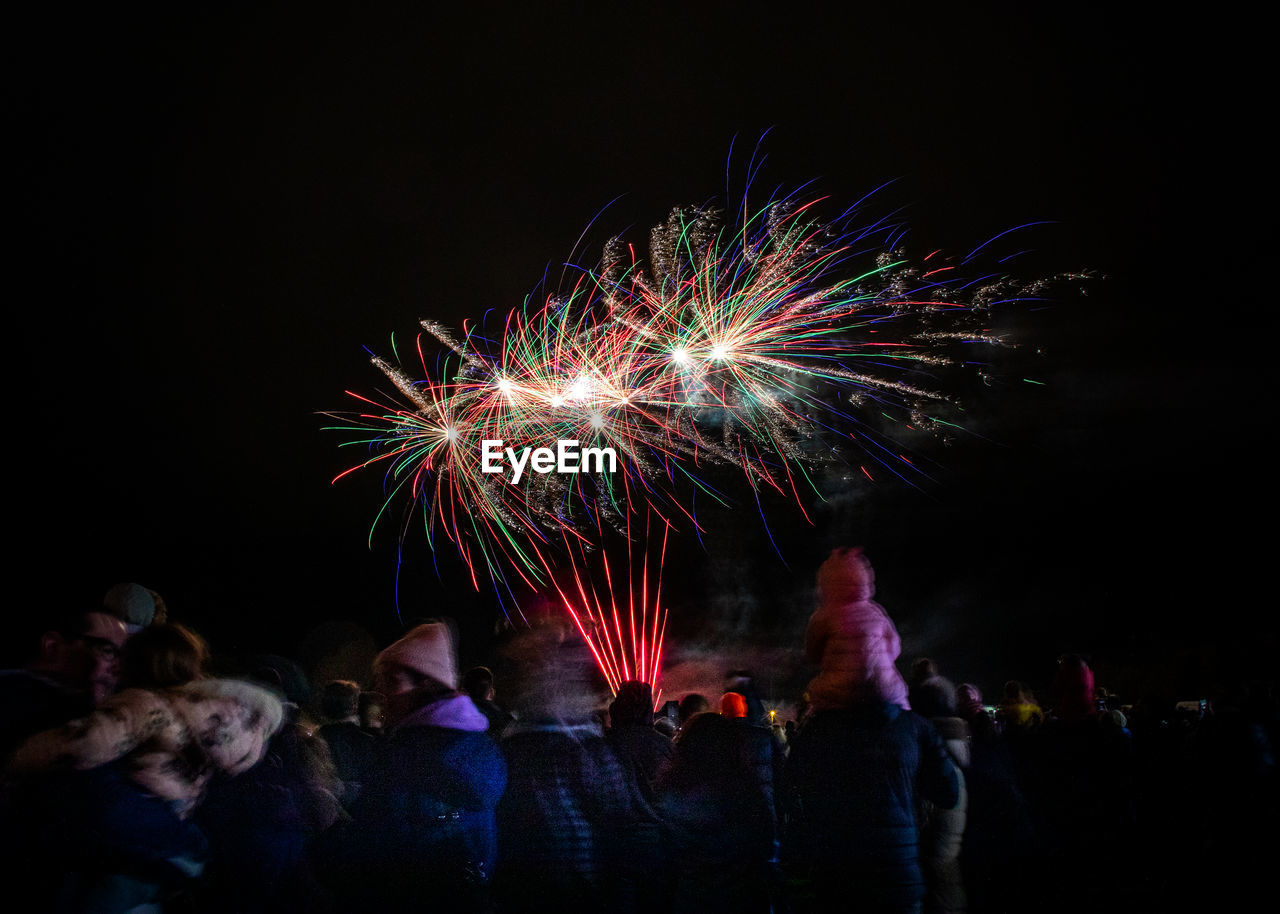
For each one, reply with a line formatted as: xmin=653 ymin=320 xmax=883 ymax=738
xmin=552 ymin=518 xmax=670 ymax=701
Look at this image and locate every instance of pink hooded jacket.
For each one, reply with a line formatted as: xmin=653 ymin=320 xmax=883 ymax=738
xmin=804 ymin=547 xmax=910 ymax=711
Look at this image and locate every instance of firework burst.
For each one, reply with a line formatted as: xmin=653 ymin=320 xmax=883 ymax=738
xmin=328 ymin=179 xmax=1088 ymax=686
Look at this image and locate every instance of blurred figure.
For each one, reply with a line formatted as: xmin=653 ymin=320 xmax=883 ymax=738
xmin=9 ymin=623 xmax=284 ymax=913
xmin=954 ymin=683 xmax=984 ymax=724
xmin=720 ymin=689 xmax=785 ymax=839
xmin=656 ymin=712 xmax=777 ymax=914
xmin=909 ymin=658 xmax=956 ymax=716
xmin=321 ymin=621 xmax=506 ymax=913
xmin=462 ymin=664 xmax=514 ymax=739
xmin=676 ymin=693 xmax=711 ymax=740
xmin=606 ymin=680 xmax=674 ymax=805
xmin=805 ymin=547 xmax=910 ymax=712
xmin=15 ymin=623 xmax=280 ymax=775
xmin=1184 ymin=678 xmax=1277 ymax=908
xmin=725 ymin=669 xmax=771 ymax=725
xmin=316 ymin=679 xmax=376 ymax=806
xmin=197 ymin=701 xmax=342 ymax=914
xmin=494 ymin=619 xmax=656 ymax=914
xmin=1033 ymin=655 xmax=1136 ymax=912
xmin=953 ymin=682 xmax=1039 ymax=913
xmin=910 ymin=675 xmax=969 ymax=914
xmin=1049 ymin=654 xmax=1096 ymax=724
xmin=996 ymin=680 xmax=1043 ymax=732
xmin=788 ymin=696 xmax=960 ymax=914
xmin=1 ymin=608 xmax=128 ymax=760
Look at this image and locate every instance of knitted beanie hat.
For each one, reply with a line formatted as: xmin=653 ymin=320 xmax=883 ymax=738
xmin=720 ymin=691 xmax=748 ymax=719
xmin=375 ymin=622 xmax=458 ymax=691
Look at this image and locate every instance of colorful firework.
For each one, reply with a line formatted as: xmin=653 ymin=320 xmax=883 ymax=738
xmin=327 ymin=180 xmax=1090 ymax=689
xmin=331 ymin=190 xmax=1074 ymax=578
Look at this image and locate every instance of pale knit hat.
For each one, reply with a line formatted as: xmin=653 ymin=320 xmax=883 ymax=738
xmin=374 ymin=622 xmax=458 ymax=691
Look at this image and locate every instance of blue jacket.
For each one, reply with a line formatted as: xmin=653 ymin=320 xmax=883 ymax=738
xmin=324 ymin=694 xmax=506 ymax=911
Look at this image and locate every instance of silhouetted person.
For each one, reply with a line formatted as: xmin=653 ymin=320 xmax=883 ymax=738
xmin=494 ymin=620 xmax=656 ymax=914
xmin=676 ymin=693 xmax=711 ymax=741
xmin=788 ymin=697 xmax=960 ymax=914
xmin=656 ymin=712 xmax=777 ymax=913
xmin=316 ymin=679 xmax=376 ymax=807
xmin=462 ymin=665 xmax=513 ymax=739
xmin=322 ymin=621 xmax=506 ymax=913
xmin=606 ymin=680 xmax=674 ymax=805
xmin=805 ymin=547 xmax=910 ymax=712
xmin=1 ymin=608 xmax=128 ymax=761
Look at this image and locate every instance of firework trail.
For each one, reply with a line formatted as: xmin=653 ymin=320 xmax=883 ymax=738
xmin=550 ymin=517 xmax=670 ymax=699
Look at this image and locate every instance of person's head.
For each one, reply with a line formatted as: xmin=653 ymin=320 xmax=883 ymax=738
xmin=119 ymin=623 xmax=208 ymax=690
xmin=498 ymin=617 xmax=608 ymax=722
xmin=1053 ymin=653 xmax=1097 ymax=721
xmin=373 ymin=622 xmax=459 ymax=726
xmin=911 ymin=678 xmax=957 ymax=719
xmin=461 ymin=666 xmax=495 ymax=703
xmin=659 ymin=710 xmax=751 ymax=792
xmin=911 ymin=657 xmax=938 ymax=683
xmin=719 ymin=691 xmax=748 ymax=719
xmin=183 ymin=678 xmax=286 ymax=776
xmin=319 ymin=679 xmax=362 ymax=723
xmin=956 ymin=683 xmax=983 ymax=720
xmin=33 ymin=609 xmax=129 ymax=705
xmin=1003 ymin=680 xmax=1029 ymax=703
xmin=817 ymin=546 xmax=876 ymax=603
xmin=609 ymin=680 xmax=655 ymax=727
xmin=678 ymin=692 xmax=711 ymax=726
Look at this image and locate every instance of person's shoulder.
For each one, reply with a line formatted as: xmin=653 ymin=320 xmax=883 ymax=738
xmin=321 ymin=720 xmax=374 ymax=740
xmin=647 ymin=726 xmax=676 ymax=750
xmin=101 ymin=687 xmax=171 ymax=717
xmin=0 ymin=670 xmax=62 ymax=709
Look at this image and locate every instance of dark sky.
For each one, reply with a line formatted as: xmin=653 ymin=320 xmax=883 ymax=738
xmin=12 ymin=5 xmax=1268 ymax=699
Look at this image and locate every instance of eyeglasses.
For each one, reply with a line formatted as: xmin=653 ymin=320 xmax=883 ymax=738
xmin=76 ymin=635 xmax=121 ymax=661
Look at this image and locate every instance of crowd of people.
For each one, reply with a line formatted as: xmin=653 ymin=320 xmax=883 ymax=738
xmin=1 ymin=555 xmax=1275 ymax=914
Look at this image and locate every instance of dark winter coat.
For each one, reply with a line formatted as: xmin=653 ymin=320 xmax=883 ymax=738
xmin=322 ymin=694 xmax=506 ymax=912
xmin=496 ymin=719 xmax=654 ymax=913
xmin=787 ymin=701 xmax=960 ymax=910
xmin=606 ymin=722 xmax=675 ymax=805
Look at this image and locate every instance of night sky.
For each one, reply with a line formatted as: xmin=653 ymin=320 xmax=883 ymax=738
xmin=12 ymin=6 xmax=1268 ymax=704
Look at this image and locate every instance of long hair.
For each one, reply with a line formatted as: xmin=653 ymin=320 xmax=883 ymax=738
xmin=119 ymin=623 xmax=209 ymax=689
